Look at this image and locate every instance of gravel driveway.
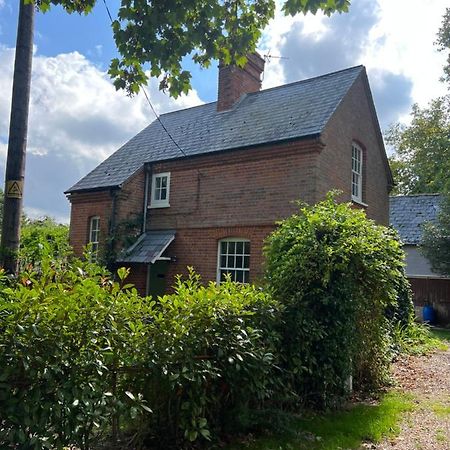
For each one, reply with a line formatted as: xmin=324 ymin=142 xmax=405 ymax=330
xmin=373 ymin=348 xmax=450 ymax=450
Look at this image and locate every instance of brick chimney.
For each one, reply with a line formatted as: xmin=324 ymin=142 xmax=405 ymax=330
xmin=217 ymin=53 xmax=265 ymax=112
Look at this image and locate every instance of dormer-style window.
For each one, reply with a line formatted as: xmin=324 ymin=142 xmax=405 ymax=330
xmin=150 ymin=172 xmax=171 ymax=208
xmin=89 ymin=216 xmax=100 ymax=261
xmin=351 ymin=143 xmax=363 ymax=203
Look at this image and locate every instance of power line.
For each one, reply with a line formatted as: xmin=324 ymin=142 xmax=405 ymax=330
xmin=101 ymin=0 xmax=113 ymax=22
xmin=141 ymin=89 xmax=187 ymax=157
xmin=102 ymin=0 xmax=187 ymax=158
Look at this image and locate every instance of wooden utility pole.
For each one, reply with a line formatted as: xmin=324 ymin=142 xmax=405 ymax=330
xmin=1 ymin=0 xmax=35 ymax=274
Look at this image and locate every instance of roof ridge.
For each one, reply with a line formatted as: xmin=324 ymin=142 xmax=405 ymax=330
xmin=247 ymin=64 xmax=365 ymax=97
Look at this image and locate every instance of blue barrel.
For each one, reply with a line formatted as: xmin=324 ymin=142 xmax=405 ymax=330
xmin=423 ymin=305 xmax=435 ymax=324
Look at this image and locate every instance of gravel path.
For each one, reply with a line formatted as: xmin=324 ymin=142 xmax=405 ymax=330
xmin=373 ymin=349 xmax=450 ymax=450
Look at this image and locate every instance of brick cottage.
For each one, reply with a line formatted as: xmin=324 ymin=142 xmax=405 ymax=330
xmin=66 ymin=54 xmax=393 ymax=296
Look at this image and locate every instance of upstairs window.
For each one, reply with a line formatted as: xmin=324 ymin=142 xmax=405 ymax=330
xmin=351 ymin=143 xmax=363 ymax=203
xmin=89 ymin=216 xmax=100 ymax=260
xmin=150 ymin=172 xmax=171 ymax=208
xmin=217 ymin=239 xmax=250 ymax=283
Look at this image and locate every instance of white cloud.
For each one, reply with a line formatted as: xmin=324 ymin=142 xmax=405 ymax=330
xmin=0 ymin=45 xmax=203 ymax=221
xmin=366 ymin=0 xmax=448 ymax=107
xmin=260 ymin=0 xmax=448 ymax=126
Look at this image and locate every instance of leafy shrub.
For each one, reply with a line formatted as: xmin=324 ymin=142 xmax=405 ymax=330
xmin=0 ymin=259 xmax=153 ymax=449
xmin=19 ymin=216 xmax=70 ymax=268
xmin=129 ymin=270 xmax=281 ymax=446
xmin=391 ymin=322 xmax=447 ymax=356
xmin=0 ymin=258 xmax=280 ymax=449
xmin=264 ymin=193 xmax=414 ymax=406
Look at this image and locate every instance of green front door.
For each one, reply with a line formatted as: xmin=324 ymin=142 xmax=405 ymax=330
xmin=147 ymin=260 xmax=169 ymax=298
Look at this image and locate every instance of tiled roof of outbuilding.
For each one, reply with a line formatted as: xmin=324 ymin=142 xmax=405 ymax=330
xmin=66 ymin=65 xmax=365 ymax=193
xmin=389 ymin=194 xmax=442 ymax=245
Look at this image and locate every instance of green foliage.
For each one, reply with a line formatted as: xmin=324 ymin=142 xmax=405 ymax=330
xmin=436 ymin=7 xmax=450 ymax=86
xmin=0 ymin=260 xmax=280 ymax=448
xmin=0 ymin=259 xmax=153 ymax=449
xmin=131 ymin=270 xmax=281 ymax=446
xmin=264 ymin=194 xmax=413 ymax=405
xmin=386 ymin=96 xmax=450 ymax=195
xmin=421 ymin=193 xmax=450 ymax=276
xmin=391 ymin=322 xmax=447 ymax=356
xmin=0 ymin=188 xmax=3 ymax=232
xmin=103 ymin=213 xmax=143 ymax=267
xmin=19 ymin=216 xmax=70 ymax=269
xmin=33 ymin=0 xmax=350 ymax=97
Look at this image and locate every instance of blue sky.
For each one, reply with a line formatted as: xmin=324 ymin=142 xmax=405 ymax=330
xmin=0 ymin=0 xmax=448 ymax=222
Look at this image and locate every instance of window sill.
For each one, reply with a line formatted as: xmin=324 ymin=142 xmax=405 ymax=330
xmin=148 ymin=203 xmax=170 ymax=209
xmin=351 ymin=198 xmax=368 ymax=208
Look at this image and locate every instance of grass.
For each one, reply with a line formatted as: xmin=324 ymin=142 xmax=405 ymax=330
xmin=226 ymin=392 xmax=415 ymax=450
xmin=429 ymin=327 xmax=450 ymax=345
xmin=430 ymin=401 xmax=450 ymax=417
xmin=393 ymin=323 xmax=450 ymax=355
xmin=435 ymin=429 xmax=447 ymax=444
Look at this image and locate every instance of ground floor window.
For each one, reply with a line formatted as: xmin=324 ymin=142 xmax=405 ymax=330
xmin=217 ymin=238 xmax=250 ymax=283
xmin=89 ymin=216 xmax=100 ymax=261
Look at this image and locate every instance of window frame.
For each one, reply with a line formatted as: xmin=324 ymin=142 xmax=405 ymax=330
xmin=150 ymin=172 xmax=171 ymax=208
xmin=89 ymin=216 xmax=100 ymax=261
xmin=351 ymin=143 xmax=363 ymax=203
xmin=216 ymin=238 xmax=250 ymax=284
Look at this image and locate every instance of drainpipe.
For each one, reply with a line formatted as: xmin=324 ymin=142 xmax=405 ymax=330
xmin=142 ymin=164 xmax=152 ymax=233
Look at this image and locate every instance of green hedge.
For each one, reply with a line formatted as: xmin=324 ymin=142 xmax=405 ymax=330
xmin=0 ymin=260 xmax=279 ymax=449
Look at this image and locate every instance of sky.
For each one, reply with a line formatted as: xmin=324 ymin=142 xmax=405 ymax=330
xmin=0 ymin=0 xmax=448 ymax=223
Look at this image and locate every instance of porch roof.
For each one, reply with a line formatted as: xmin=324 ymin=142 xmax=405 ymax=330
xmin=117 ymin=230 xmax=175 ymax=264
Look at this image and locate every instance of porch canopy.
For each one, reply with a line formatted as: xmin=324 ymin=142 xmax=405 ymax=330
xmin=117 ymin=230 xmax=175 ymax=264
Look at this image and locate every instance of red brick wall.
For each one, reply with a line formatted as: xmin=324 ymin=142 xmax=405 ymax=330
xmin=68 ymin=168 xmax=145 ymax=258
xmin=146 ymin=139 xmax=322 ymax=231
xmin=163 ymin=225 xmax=275 ymax=291
xmin=68 ymin=190 xmax=113 ymax=257
xmin=217 ymin=53 xmax=264 ymax=111
xmin=116 ymin=167 xmax=145 ymax=225
xmin=319 ymin=73 xmax=391 ymax=225
xmin=123 ymin=263 xmax=148 ymax=294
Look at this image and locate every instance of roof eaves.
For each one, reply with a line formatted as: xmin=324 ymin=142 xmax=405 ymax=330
xmin=65 ymin=184 xmax=121 ymax=195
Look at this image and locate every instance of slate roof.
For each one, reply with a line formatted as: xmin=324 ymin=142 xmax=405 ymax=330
xmin=117 ymin=230 xmax=175 ymax=264
xmin=389 ymin=194 xmax=442 ymax=245
xmin=66 ymin=65 xmax=365 ymax=193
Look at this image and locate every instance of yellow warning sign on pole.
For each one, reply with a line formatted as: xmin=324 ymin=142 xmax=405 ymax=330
xmin=6 ymin=180 xmax=23 ymax=199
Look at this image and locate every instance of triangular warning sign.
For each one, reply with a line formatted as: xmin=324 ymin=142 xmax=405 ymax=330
xmin=6 ymin=180 xmax=23 ymax=199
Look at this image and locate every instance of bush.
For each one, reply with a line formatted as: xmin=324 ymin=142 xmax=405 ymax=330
xmin=264 ymin=194 xmax=414 ymax=406
xmin=19 ymin=216 xmax=70 ymax=268
xmin=0 ymin=259 xmax=280 ymax=449
xmin=136 ymin=270 xmax=280 ymax=445
xmin=0 ymin=259 xmax=152 ymax=449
